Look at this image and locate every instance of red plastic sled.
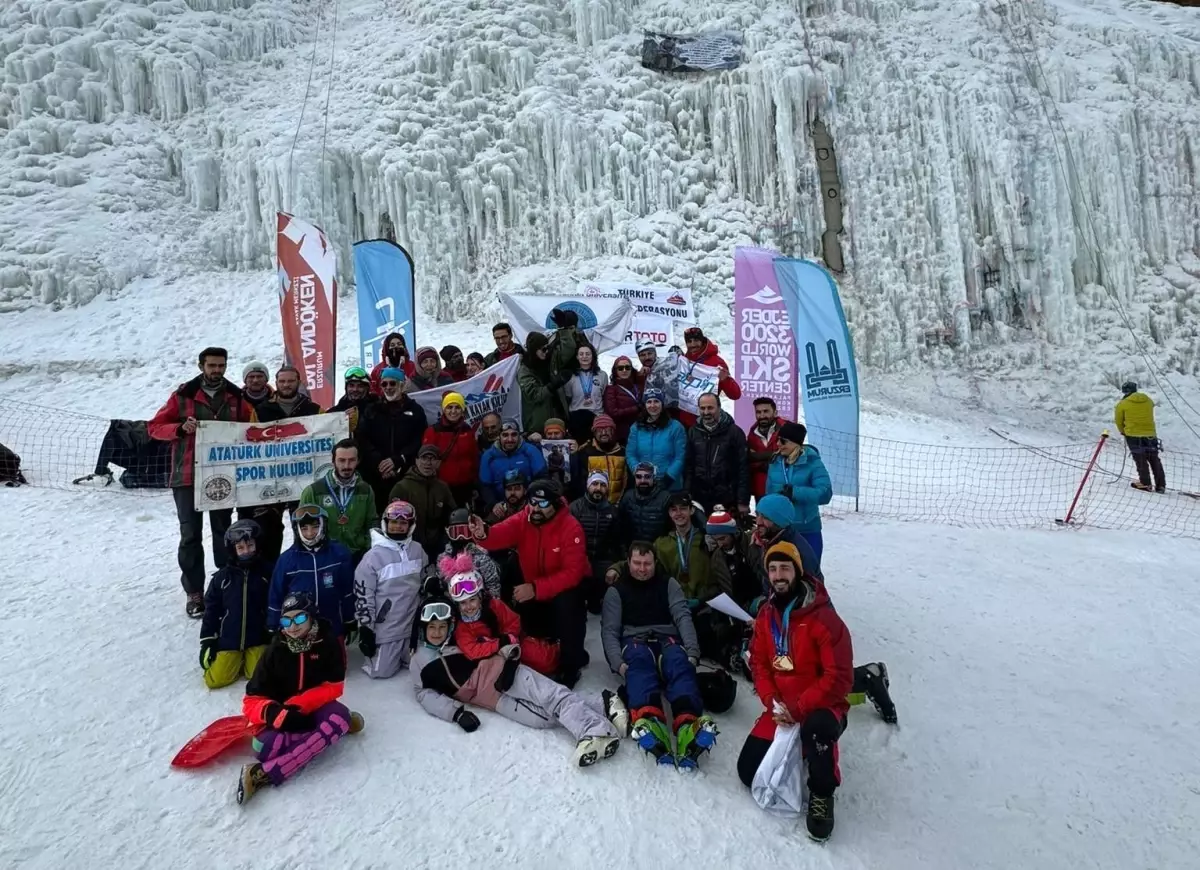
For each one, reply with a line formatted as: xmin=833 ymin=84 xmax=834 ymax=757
xmin=171 ymin=715 xmax=262 ymax=769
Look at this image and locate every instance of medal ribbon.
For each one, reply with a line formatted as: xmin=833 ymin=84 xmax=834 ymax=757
xmin=770 ymin=598 xmax=798 ymax=658
xmin=327 ymin=470 xmax=354 ymax=517
xmin=675 ymin=527 xmax=696 ymax=573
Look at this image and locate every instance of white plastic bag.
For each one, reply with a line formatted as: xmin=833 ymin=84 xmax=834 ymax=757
xmin=750 ymin=720 xmax=807 ymax=817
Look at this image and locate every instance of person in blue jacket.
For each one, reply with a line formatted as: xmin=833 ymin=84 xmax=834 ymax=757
xmin=268 ymin=504 xmax=357 ymax=639
xmin=625 ymin=389 xmax=686 ymax=492
xmin=200 ymin=519 xmax=272 ymax=689
xmin=479 ymin=419 xmax=546 ymax=507
xmin=764 ymin=422 xmax=832 ymax=561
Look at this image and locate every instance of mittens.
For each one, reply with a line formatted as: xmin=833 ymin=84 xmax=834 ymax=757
xmin=453 ymin=707 xmax=480 ymax=733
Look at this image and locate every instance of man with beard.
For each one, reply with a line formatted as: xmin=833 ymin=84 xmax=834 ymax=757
xmin=517 ymin=332 xmax=571 ymax=434
xmin=241 ymin=362 xmax=274 ymax=410
xmin=242 ymin=366 xmax=324 ymax=561
xmin=329 ymin=367 xmax=378 ymax=434
xmin=635 ymin=340 xmax=679 ymax=412
xmin=615 ymin=461 xmax=672 ymax=549
xmin=489 ymin=469 xmax=529 ymax=525
xmin=357 ymin=368 xmax=428 ymax=512
xmin=468 ymin=478 xmax=589 ymax=688
xmin=369 ymin=332 xmax=417 ymax=395
xmin=300 ymin=439 xmax=378 ymax=565
xmin=569 ymin=414 xmax=627 ymax=503
xmin=475 ymin=412 xmax=503 ymax=454
xmin=388 ymin=444 xmax=457 ymax=554
xmin=678 ymin=327 xmax=742 ymax=428
xmin=148 ymin=346 xmax=253 ymax=617
xmin=568 ymin=471 xmax=621 ymax=614
xmin=410 ymin=347 xmax=456 ymax=391
xmin=484 ymin=322 xmax=524 ymax=367
xmin=685 ymin=392 xmax=750 ymax=516
xmin=440 ymin=345 xmax=469 ymax=383
xmin=746 ymin=397 xmax=784 ymax=501
xmin=479 ymin=420 xmax=546 ymax=509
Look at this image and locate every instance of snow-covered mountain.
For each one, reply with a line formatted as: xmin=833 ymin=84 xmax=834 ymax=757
xmin=2 ymin=0 xmax=1199 ymax=428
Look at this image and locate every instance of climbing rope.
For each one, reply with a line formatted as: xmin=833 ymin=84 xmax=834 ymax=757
xmin=319 ymin=0 xmax=341 ymax=225
xmin=287 ymin=5 xmax=325 ymax=212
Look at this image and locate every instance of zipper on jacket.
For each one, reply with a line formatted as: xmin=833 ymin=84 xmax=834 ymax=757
xmin=299 ymin=650 xmax=306 ymax=694
xmin=239 ymin=569 xmax=248 ymax=651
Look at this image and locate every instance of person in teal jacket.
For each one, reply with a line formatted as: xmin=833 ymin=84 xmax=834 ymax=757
xmin=764 ymin=422 xmax=832 ymax=561
xmin=625 ymin=389 xmax=687 ymax=491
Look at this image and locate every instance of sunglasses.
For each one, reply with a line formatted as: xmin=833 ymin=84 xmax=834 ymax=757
xmin=421 ymin=601 xmax=453 ymax=622
xmin=449 ymin=576 xmax=481 ymax=600
xmin=615 ymin=365 xmax=633 ymax=371
xmin=529 ymin=497 xmax=552 ymax=509
xmin=279 ymin=612 xmax=310 ymax=628
xmin=634 ymin=473 xmax=654 ymax=480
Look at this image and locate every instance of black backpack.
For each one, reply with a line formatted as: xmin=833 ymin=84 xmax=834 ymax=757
xmin=0 ymin=442 xmax=27 ymax=486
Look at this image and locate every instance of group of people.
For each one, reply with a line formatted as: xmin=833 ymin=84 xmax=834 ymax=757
xmin=154 ymin=320 xmax=898 ymax=841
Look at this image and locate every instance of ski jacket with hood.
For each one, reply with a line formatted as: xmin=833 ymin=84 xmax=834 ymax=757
xmin=685 ymin=410 xmax=750 ymax=509
xmin=453 ymin=597 xmax=560 ymax=676
xmin=147 ymin=376 xmax=253 ymax=487
xmin=601 ymin=567 xmax=699 ymax=673
xmin=479 ymin=440 xmax=546 ymax=505
xmin=517 ymin=341 xmax=569 ymax=434
xmin=422 ymin=418 xmax=481 ymax=489
xmin=243 ymin=619 xmax=347 ymax=726
xmin=357 ymin=397 xmax=428 ymax=481
xmin=201 ymin=559 xmax=271 ymax=651
xmin=476 ymin=505 xmax=589 ymax=601
xmin=626 ymin=414 xmax=687 ymax=491
xmin=369 ymin=331 xmax=418 ymax=395
xmin=746 ymin=416 xmax=785 ymax=499
xmin=354 ymin=529 xmax=430 ymax=644
xmin=678 ymin=340 xmax=742 ymax=427
xmin=1115 ymin=392 xmax=1157 ymax=438
xmin=749 ymin=576 xmax=853 ymax=734
xmin=411 ymin=642 xmax=507 ymax=719
xmin=603 ymin=360 xmax=643 ymax=442
xmin=764 ymin=445 xmax=833 ymax=534
xmin=268 ymin=540 xmax=356 ymax=634
xmin=300 ymin=472 xmax=378 ymax=557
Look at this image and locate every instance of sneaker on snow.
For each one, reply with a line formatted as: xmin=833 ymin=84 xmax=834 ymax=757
xmin=857 ymin=662 xmax=897 ymax=724
xmin=186 ymin=593 xmax=204 ymax=619
xmin=806 ymin=794 xmax=835 ymax=842
xmin=348 ymin=711 xmax=365 ymax=734
xmin=574 ymin=735 xmax=620 ymax=767
xmin=602 ymin=689 xmax=629 ymax=736
xmin=236 ymin=763 xmax=270 ymax=806
xmin=1131 ymin=481 xmax=1153 ymax=491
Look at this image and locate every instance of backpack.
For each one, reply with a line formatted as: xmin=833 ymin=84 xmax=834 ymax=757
xmin=0 ymin=442 xmax=27 ymax=486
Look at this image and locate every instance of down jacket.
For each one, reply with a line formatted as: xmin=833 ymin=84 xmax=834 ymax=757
xmin=568 ymin=495 xmax=621 ymax=577
xmin=353 ymin=529 xmax=430 ymax=644
xmin=200 ymin=561 xmax=271 ymax=652
xmin=602 ymin=362 xmax=642 ymax=442
xmin=453 ymin=598 xmax=559 ymax=675
xmin=268 ymin=540 xmax=356 ymax=635
xmin=626 ymin=414 xmax=687 ymax=491
xmin=479 ymin=441 xmax=547 ymax=506
xmin=764 ymin=445 xmax=833 ymax=534
xmin=477 ymin=505 xmax=589 ymax=601
xmin=616 ymin=484 xmax=672 ymax=546
xmin=684 ymin=410 xmax=750 ymax=510
xmin=422 ymin=418 xmax=481 ymax=489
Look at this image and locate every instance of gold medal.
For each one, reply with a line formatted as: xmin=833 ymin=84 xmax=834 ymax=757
xmin=773 ymin=655 xmax=794 ymax=672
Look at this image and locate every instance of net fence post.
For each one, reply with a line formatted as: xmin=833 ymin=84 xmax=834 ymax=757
xmin=1058 ymin=430 xmax=1110 ymax=526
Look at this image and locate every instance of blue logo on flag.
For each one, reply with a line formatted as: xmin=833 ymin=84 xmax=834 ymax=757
xmin=543 ymin=301 xmax=598 ymax=330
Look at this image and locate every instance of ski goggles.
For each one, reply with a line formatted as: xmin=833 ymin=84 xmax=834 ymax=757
xmin=448 ymin=575 xmax=482 ymax=600
xmin=344 ymin=366 xmax=369 ymax=382
xmin=383 ymin=501 xmax=416 ymax=522
xmin=293 ymin=504 xmax=325 ymax=522
xmin=529 ymin=497 xmax=552 ymax=509
xmin=448 ymin=522 xmax=472 ymax=541
xmin=225 ymin=521 xmax=259 ymax=544
xmin=279 ymin=612 xmax=311 ymax=628
xmin=421 ymin=601 xmax=453 ymax=622
xmin=500 ymin=419 xmax=521 ymax=433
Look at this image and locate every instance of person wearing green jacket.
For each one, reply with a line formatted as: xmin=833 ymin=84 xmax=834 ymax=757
xmin=300 ymin=439 xmax=378 ymax=565
xmin=653 ymin=492 xmax=725 ymax=662
xmin=1115 ymin=381 xmax=1165 ymax=492
xmin=546 ymin=308 xmax=595 ymax=373
xmin=518 ymin=332 xmax=570 ymax=435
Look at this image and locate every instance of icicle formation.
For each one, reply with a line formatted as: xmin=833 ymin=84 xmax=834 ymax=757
xmin=0 ymin=0 xmax=1198 ymax=375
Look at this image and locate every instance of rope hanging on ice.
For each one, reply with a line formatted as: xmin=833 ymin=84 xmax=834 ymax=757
xmin=320 ymin=0 xmax=341 ymax=226
xmin=286 ymin=3 xmax=327 ymax=214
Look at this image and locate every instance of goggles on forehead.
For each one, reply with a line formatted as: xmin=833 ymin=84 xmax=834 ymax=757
xmin=448 ymin=575 xmax=482 ymax=600
xmin=293 ymin=504 xmax=324 ymax=521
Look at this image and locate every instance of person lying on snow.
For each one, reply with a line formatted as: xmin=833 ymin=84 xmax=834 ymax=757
xmin=237 ymin=592 xmax=364 ymax=805
xmin=601 ymin=541 xmax=718 ymax=770
xmin=445 ymin=565 xmax=559 ymax=676
xmin=410 ymin=592 xmax=620 ymax=768
xmin=354 ymin=500 xmax=430 ymax=679
xmin=737 ymin=542 xmax=850 ymax=841
xmin=268 ymin=504 xmax=356 ymax=640
xmin=200 ymin=520 xmax=271 ymax=689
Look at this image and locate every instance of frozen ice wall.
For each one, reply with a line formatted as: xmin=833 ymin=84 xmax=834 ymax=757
xmin=1 ymin=0 xmax=1198 ymax=383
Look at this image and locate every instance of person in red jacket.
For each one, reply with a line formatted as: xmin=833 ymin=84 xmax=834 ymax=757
xmin=445 ymin=561 xmax=559 ymax=675
xmin=148 ymin=346 xmax=254 ymax=618
xmin=679 ymin=327 xmax=742 ymax=428
xmin=468 ymin=478 xmax=589 ymax=687
xmin=739 ymin=541 xmax=852 ymax=842
xmin=747 ymin=397 xmax=785 ymax=500
xmin=422 ymin=392 xmax=480 ymax=508
xmin=602 ymin=356 xmax=642 ymax=443
xmin=369 ymin=332 xmax=418 ymax=396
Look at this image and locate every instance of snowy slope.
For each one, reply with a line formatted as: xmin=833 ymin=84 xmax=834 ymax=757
xmin=3 ymin=0 xmax=1200 ymax=431
xmin=2 ymin=484 xmax=1198 ymax=870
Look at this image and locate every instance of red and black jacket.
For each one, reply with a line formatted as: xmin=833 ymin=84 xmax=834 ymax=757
xmin=242 ymin=620 xmax=347 ymax=727
xmin=147 ymin=376 xmax=252 ymax=487
xmin=422 ymin=419 xmax=481 ymax=488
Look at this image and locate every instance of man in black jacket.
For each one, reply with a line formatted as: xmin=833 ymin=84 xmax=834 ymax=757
xmin=356 ymin=368 xmax=429 ymax=511
xmin=568 ymin=471 xmax=621 ymax=614
xmin=329 ymin=367 xmax=378 ymax=434
xmin=616 ymin=462 xmax=672 ymax=550
xmin=684 ymin=392 xmax=750 ymax=516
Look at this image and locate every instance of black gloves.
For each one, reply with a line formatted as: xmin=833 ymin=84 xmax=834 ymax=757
xmin=358 ymin=626 xmax=377 ymax=659
xmin=199 ymin=638 xmax=218 ymax=670
xmin=494 ymin=657 xmax=520 ymax=693
xmin=453 ymin=707 xmax=480 ymax=733
xmin=343 ymin=621 xmax=359 ymax=645
xmin=264 ymin=703 xmax=314 ymax=733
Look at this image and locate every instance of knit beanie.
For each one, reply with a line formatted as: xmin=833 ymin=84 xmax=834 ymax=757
xmin=764 ymin=541 xmax=804 ymax=574
xmin=380 ymin=367 xmax=406 ymax=383
xmin=586 ymin=470 xmax=610 ymax=488
xmin=592 ymin=414 xmax=616 ymax=432
xmin=643 ymin=388 xmax=665 ymax=405
xmin=779 ymin=421 xmax=807 ymax=445
xmin=756 ymin=494 xmax=795 ymax=528
xmin=441 ymin=392 xmax=465 ymax=409
xmin=440 ymin=345 xmax=463 ymax=363
xmin=416 ymin=346 xmax=439 ymax=365
xmin=544 ymin=418 xmax=567 ymax=436
xmin=706 ymin=508 xmax=738 ymax=537
xmin=243 ymin=361 xmax=269 ymax=379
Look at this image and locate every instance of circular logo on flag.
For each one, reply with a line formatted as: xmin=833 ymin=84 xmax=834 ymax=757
xmin=544 ymin=301 xmax=598 ymax=330
xmin=203 ymin=475 xmax=234 ymax=504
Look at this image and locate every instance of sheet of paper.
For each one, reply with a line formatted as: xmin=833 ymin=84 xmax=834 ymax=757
xmin=707 ymin=592 xmax=753 ymax=623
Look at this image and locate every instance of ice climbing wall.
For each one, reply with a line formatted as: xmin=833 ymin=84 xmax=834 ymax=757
xmin=1 ymin=0 xmax=1198 ymax=378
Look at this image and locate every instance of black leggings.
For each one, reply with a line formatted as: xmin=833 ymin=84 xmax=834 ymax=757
xmin=737 ymin=708 xmax=844 ymax=797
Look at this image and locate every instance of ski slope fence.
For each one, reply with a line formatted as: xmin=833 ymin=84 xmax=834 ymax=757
xmin=2 ymin=398 xmax=1198 ymax=539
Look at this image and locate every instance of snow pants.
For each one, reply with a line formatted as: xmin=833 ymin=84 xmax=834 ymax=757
xmin=737 ymin=708 xmax=844 ymax=798
xmin=1126 ymin=436 xmax=1166 ymax=490
xmin=203 ymin=646 xmax=267 ymax=689
xmin=253 ymin=701 xmax=352 ymax=786
xmin=173 ymin=487 xmax=232 ymax=596
xmin=496 ymin=665 xmax=616 ymax=741
xmin=622 ymin=637 xmax=702 ymax=727
xmin=362 ymin=640 xmax=410 ymax=680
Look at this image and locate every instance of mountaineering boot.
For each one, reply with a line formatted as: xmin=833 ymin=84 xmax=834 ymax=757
xmin=675 ymin=715 xmax=719 ymax=769
xmin=348 ymin=711 xmax=366 ymax=735
xmin=1131 ymin=481 xmax=1152 ymax=491
xmin=186 ymin=593 xmax=204 ymax=619
xmin=236 ymin=763 xmax=271 ymax=806
xmin=602 ymin=689 xmax=630 ymax=736
xmin=1155 ymin=486 xmax=1166 ymax=494
xmin=806 ymin=794 xmax=835 ymax=842
xmin=855 ymin=662 xmax=897 ymax=724
xmin=574 ymin=735 xmax=621 ymax=767
xmin=631 ymin=716 xmax=674 ymax=767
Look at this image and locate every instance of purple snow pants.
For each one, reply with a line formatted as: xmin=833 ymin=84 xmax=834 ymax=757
xmin=253 ymin=701 xmax=351 ymax=786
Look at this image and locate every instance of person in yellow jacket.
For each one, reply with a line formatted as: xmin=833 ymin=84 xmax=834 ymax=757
xmin=1115 ymin=382 xmax=1165 ymax=492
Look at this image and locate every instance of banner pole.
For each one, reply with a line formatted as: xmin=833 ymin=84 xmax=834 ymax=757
xmin=1057 ymin=430 xmax=1110 ymax=526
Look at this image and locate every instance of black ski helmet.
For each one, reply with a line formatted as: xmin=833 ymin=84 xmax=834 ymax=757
xmin=223 ymin=519 xmax=262 ymax=558
xmin=280 ymin=591 xmax=316 ymax=617
xmin=697 ymin=668 xmax=737 ymax=713
xmin=1121 ymin=381 xmax=1138 ymax=396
